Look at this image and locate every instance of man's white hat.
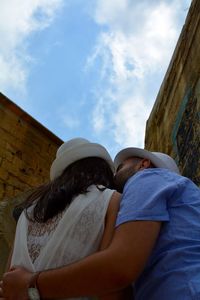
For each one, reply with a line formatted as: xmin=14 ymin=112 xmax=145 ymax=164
xmin=50 ymin=138 xmax=114 ymax=180
xmin=114 ymin=147 xmax=180 ymax=174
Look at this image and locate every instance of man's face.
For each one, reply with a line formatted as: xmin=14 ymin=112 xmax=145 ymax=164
xmin=114 ymin=157 xmax=142 ymax=193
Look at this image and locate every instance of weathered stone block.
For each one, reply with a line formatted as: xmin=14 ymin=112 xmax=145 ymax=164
xmin=145 ymin=0 xmax=200 ymax=186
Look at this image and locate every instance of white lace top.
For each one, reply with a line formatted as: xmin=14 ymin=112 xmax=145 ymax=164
xmin=11 ymin=185 xmax=114 ymax=300
xmin=27 ymin=208 xmax=66 ymax=263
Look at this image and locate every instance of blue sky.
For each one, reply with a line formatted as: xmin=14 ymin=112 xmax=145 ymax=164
xmin=0 ymin=0 xmax=191 ymax=157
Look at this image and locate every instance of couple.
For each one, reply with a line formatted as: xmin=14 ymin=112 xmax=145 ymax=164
xmin=1 ymin=137 xmax=200 ymax=299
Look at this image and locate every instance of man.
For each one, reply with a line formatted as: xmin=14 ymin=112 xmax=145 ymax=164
xmin=1 ymin=147 xmax=200 ymax=300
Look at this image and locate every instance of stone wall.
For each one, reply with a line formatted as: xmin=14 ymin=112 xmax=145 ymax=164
xmin=145 ymin=0 xmax=200 ymax=186
xmin=0 ymin=93 xmax=63 ymax=199
xmin=0 ymin=92 xmax=62 ymax=275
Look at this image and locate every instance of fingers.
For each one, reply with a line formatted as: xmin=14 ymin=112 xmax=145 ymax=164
xmin=0 ymin=280 xmax=4 ymax=298
xmin=0 ymin=280 xmax=3 ymax=296
xmin=9 ymin=265 xmax=19 ymax=271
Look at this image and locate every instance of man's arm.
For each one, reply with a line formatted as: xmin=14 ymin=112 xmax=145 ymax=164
xmin=98 ymin=192 xmax=133 ymax=300
xmin=44 ymin=220 xmax=161 ymax=298
xmin=2 ymin=220 xmax=160 ymax=299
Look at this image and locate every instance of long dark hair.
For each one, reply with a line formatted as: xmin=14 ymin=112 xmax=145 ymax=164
xmin=21 ymin=157 xmax=114 ymax=223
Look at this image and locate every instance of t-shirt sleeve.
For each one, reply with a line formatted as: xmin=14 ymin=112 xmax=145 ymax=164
xmin=116 ymin=170 xmax=177 ymax=227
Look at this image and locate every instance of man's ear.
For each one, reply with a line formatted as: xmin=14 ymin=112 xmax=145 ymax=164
xmin=139 ymin=158 xmax=152 ymax=170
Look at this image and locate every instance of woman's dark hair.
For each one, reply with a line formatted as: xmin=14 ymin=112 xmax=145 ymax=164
xmin=20 ymin=157 xmax=114 ymax=223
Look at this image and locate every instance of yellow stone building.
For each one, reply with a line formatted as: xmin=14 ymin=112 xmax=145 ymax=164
xmin=0 ymin=93 xmax=62 ymax=275
xmin=145 ymin=0 xmax=200 ymax=186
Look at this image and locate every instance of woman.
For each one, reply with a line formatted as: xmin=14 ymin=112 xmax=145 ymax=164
xmin=1 ymin=138 xmax=132 ymax=299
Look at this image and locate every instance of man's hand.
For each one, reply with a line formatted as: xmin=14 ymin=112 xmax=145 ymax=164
xmin=0 ymin=279 xmax=5 ymax=298
xmin=1 ymin=267 xmax=33 ymax=300
xmin=0 ymin=285 xmax=5 ymax=299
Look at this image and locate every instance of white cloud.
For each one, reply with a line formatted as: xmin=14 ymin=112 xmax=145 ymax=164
xmin=92 ymin=99 xmax=105 ymax=132
xmin=87 ymin=0 xmax=191 ymax=150
xmin=56 ymin=105 xmax=80 ymax=130
xmin=0 ymin=0 xmax=63 ymax=93
xmin=112 ymin=95 xmax=150 ymax=147
xmin=62 ymin=115 xmax=80 ymax=130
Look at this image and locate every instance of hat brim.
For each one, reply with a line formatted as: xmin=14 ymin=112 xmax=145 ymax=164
xmin=114 ymin=147 xmax=168 ymax=170
xmin=50 ymin=143 xmax=114 ymax=181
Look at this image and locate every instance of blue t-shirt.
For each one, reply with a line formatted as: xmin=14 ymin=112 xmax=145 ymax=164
xmin=116 ymin=168 xmax=200 ymax=300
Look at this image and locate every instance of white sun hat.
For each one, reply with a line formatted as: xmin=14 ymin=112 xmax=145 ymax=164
xmin=50 ymin=138 xmax=114 ymax=180
xmin=114 ymin=147 xmax=180 ymax=174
